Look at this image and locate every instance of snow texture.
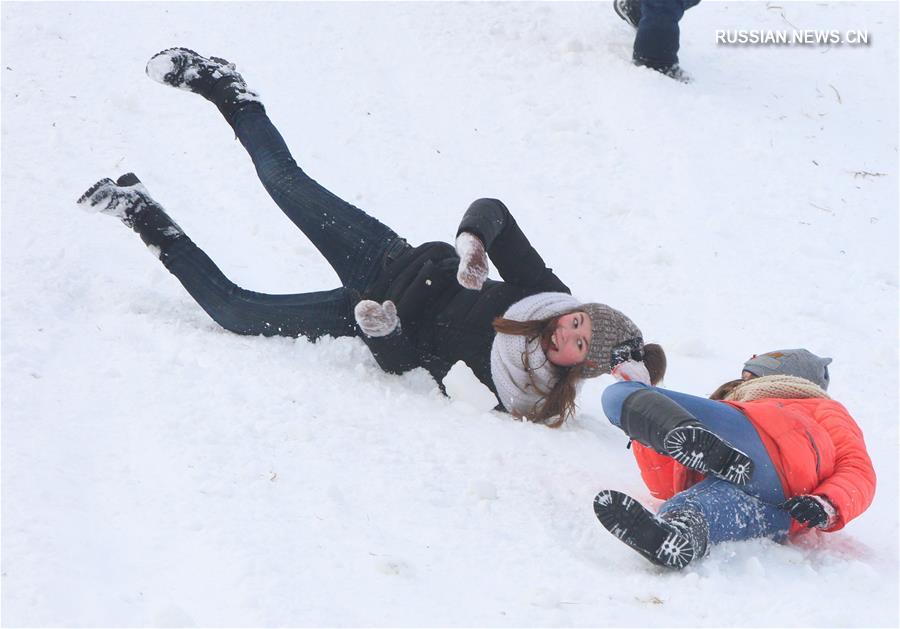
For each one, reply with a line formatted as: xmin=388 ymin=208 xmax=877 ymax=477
xmin=2 ymin=1 xmax=898 ymax=627
xmin=144 ymin=53 xmax=180 ymax=86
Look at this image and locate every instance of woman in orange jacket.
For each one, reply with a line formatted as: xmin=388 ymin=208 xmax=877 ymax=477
xmin=592 ymin=372 xmax=876 ymax=569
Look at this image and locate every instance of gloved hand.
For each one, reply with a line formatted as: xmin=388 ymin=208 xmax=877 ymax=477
xmin=781 ymin=494 xmax=836 ymax=529
xmin=354 ymin=300 xmax=400 ymax=337
xmin=611 ymin=360 xmax=652 ymax=385
xmin=455 ymin=232 xmax=489 ymax=290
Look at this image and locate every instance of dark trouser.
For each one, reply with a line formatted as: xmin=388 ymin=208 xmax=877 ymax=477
xmin=634 ymin=0 xmax=701 ymax=69
xmin=154 ymin=104 xmax=409 ymax=339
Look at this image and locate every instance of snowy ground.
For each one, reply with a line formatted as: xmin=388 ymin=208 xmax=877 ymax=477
xmin=2 ymin=1 xmax=898 ymax=627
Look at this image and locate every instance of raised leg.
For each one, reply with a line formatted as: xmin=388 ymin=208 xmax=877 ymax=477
xmin=230 ymin=107 xmax=403 ymax=293
xmin=146 ymin=48 xmax=407 ymax=293
xmin=602 ymin=381 xmax=755 ymax=486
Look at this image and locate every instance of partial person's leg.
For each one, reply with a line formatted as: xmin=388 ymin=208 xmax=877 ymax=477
xmin=146 ymin=48 xmax=409 ymax=293
xmin=78 ymin=174 xmax=357 ymax=340
xmin=659 ymin=478 xmax=791 ymax=544
xmin=633 ymin=0 xmax=699 ymax=71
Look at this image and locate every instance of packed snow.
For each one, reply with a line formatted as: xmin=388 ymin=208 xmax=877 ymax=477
xmin=2 ymin=2 xmax=898 ymax=627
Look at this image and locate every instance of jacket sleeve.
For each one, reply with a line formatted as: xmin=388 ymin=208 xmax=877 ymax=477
xmin=359 ymin=328 xmax=423 ymax=375
xmin=811 ymin=405 xmax=877 ymax=531
xmin=456 ymin=198 xmax=570 ymax=293
xmin=360 ymin=328 xmax=453 ymax=384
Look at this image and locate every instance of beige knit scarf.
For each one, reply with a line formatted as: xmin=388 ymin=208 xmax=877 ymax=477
xmin=724 ymin=375 xmax=830 ymax=402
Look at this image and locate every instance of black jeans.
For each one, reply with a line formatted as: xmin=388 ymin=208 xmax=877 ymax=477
xmin=159 ymin=106 xmax=409 ymax=339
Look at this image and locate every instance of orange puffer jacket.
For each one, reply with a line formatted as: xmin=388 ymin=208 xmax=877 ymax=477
xmin=630 ymin=397 xmax=876 ymax=534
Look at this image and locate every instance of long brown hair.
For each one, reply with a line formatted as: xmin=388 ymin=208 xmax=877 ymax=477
xmin=492 ymin=309 xmax=583 ymax=426
xmin=709 ymin=379 xmax=744 ymax=401
xmin=643 ymin=343 xmax=667 ymax=386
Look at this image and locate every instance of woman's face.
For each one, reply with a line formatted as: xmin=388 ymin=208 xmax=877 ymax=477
xmin=546 ymin=311 xmax=592 ymax=367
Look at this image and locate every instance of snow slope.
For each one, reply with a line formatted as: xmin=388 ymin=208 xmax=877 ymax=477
xmin=2 ymin=1 xmax=898 ymax=626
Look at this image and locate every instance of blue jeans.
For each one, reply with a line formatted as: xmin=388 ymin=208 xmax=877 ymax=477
xmin=602 ymin=381 xmax=791 ymax=544
xmin=634 ymin=0 xmax=701 ymax=69
xmin=160 ymin=105 xmax=408 ymax=339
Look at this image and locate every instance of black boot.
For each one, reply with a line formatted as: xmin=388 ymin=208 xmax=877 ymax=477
xmin=77 ymin=173 xmax=185 ymax=252
xmin=619 ymin=389 xmax=754 ymax=484
xmin=593 ymin=490 xmax=709 ymax=569
xmin=145 ymin=47 xmax=264 ymax=123
xmin=664 ymin=425 xmax=754 ymax=484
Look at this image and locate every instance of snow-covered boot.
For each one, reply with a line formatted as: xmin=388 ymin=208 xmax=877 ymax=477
xmin=593 ymin=490 xmax=709 ymax=569
xmin=660 ymin=64 xmax=692 ymax=83
xmin=634 ymin=59 xmax=692 ymax=83
xmin=77 ymin=173 xmax=185 ymax=251
xmin=614 ymin=0 xmax=642 ymax=29
xmin=145 ymin=47 xmax=263 ymax=122
xmin=619 ymin=388 xmax=754 ymax=484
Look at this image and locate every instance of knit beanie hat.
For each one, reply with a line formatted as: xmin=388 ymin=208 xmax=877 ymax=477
xmin=743 ymin=348 xmax=832 ymax=390
xmin=580 ymin=303 xmax=643 ymax=378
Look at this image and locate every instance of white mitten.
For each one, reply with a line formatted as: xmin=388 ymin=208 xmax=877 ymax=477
xmin=611 ymin=360 xmax=652 ymax=385
xmin=354 ymin=300 xmax=400 ymax=337
xmin=455 ymin=232 xmax=489 ymax=290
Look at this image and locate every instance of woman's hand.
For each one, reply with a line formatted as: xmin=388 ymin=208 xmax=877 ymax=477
xmin=611 ymin=360 xmax=652 ymax=385
xmin=354 ymin=300 xmax=400 ymax=337
xmin=781 ymin=494 xmax=837 ymax=529
xmin=455 ymin=231 xmax=489 ymax=290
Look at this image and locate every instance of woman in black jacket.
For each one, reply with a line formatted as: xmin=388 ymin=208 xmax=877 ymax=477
xmin=78 ymin=48 xmax=664 ymax=425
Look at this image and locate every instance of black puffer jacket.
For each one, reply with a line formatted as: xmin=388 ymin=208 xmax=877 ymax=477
xmin=359 ymin=198 xmax=570 ymax=406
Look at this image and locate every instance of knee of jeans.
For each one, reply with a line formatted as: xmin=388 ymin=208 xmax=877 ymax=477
xmin=202 ymin=303 xmax=260 ymax=336
xmin=256 ymin=153 xmax=303 ymax=190
xmin=601 ymin=381 xmax=648 ymax=425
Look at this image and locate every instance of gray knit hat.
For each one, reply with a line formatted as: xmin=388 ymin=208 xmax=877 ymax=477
xmin=580 ymin=303 xmax=643 ymax=378
xmin=743 ymin=348 xmax=832 ymax=390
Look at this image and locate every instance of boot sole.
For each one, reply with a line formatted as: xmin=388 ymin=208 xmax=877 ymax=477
xmin=664 ymin=426 xmax=754 ymax=485
xmin=76 ymin=178 xmax=114 ymax=208
xmin=593 ymin=490 xmax=695 ymax=569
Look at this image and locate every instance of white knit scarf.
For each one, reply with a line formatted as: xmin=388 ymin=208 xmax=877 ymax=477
xmin=490 ymin=292 xmax=582 ymax=420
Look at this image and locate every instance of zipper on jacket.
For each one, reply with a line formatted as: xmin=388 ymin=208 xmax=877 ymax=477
xmin=804 ymin=429 xmax=821 ymax=475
